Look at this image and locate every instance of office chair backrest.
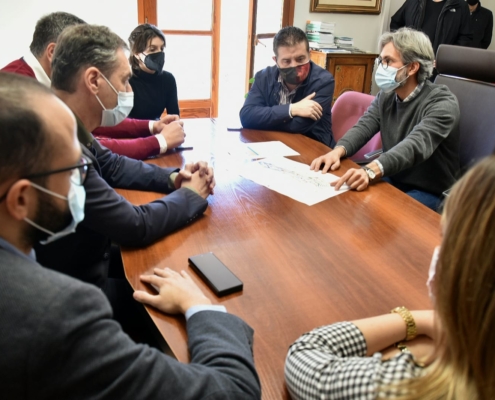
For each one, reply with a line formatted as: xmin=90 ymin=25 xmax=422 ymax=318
xmin=332 ymin=91 xmax=382 ymax=162
xmin=434 ymin=45 xmax=495 ymax=171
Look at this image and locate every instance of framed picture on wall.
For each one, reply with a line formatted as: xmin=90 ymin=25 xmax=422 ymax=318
xmin=310 ymin=0 xmax=382 ymax=14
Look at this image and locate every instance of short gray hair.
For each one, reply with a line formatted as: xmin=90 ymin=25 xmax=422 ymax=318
xmin=51 ymin=24 xmax=128 ymax=93
xmin=379 ymin=28 xmax=434 ymax=83
xmin=29 ymin=12 xmax=86 ymax=58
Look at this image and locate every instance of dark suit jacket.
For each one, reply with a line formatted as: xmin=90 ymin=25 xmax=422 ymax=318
xmin=0 ymin=248 xmax=260 ymax=399
xmin=35 ymin=120 xmax=208 ymax=287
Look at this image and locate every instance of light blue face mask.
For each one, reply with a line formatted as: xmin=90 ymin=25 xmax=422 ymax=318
xmin=374 ymin=63 xmax=409 ymax=93
xmin=24 ymin=181 xmax=86 ymax=245
xmin=95 ymin=73 xmax=134 ymax=127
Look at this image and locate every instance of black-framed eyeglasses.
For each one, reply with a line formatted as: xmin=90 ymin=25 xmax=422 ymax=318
xmin=0 ymin=155 xmax=92 ymax=203
xmin=375 ymin=56 xmax=392 ymax=70
xmin=25 ymin=155 xmax=92 ymax=186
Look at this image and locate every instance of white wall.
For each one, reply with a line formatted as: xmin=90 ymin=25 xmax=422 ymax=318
xmin=0 ymin=0 xmax=138 ymax=68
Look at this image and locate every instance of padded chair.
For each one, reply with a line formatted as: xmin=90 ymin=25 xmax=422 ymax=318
xmin=434 ymin=45 xmax=495 ymax=172
xmin=331 ymin=91 xmax=382 ymax=163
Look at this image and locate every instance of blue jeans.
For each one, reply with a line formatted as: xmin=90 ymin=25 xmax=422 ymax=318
xmin=382 ymin=177 xmax=442 ymax=212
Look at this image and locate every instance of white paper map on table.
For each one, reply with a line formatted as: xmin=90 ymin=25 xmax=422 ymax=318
xmin=239 ymin=156 xmax=350 ymax=206
xmin=228 ymin=141 xmax=300 ymax=159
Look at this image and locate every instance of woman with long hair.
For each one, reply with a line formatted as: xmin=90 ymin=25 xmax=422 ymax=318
xmin=285 ymin=155 xmax=495 ymax=399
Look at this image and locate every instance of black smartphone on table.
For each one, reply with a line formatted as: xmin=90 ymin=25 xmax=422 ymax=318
xmin=188 ymin=252 xmax=243 ymax=297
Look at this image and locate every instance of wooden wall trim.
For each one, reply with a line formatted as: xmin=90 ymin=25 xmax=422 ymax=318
xmin=210 ymin=0 xmax=221 ymax=117
xmin=282 ymin=0 xmax=295 ymax=27
xmin=138 ymin=0 xmax=157 ymax=24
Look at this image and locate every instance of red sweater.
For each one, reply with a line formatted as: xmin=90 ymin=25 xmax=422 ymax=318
xmin=1 ymin=58 xmax=160 ymax=160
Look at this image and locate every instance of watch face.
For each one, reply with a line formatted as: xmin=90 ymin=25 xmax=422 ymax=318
xmin=365 ymin=167 xmax=375 ymax=180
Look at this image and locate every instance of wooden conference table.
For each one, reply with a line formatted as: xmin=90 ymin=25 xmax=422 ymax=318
xmin=118 ymin=118 xmax=440 ymax=400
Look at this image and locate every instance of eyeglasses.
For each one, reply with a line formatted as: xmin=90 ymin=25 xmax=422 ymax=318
xmin=25 ymin=155 xmax=92 ymax=186
xmin=375 ymin=56 xmax=392 ymax=70
xmin=0 ymin=155 xmax=92 ymax=203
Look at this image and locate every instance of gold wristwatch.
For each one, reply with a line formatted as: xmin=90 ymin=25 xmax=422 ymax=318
xmin=391 ymin=306 xmax=417 ymax=341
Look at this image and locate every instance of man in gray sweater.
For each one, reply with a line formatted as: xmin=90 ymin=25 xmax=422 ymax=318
xmin=0 ymin=72 xmax=260 ymax=399
xmin=311 ymin=28 xmax=460 ymax=211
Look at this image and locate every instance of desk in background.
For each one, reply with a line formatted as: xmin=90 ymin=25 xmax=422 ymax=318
xmin=310 ymin=50 xmax=378 ymax=105
xmin=118 ymin=118 xmax=439 ymax=400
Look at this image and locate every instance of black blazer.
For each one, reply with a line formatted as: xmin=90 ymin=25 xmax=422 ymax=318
xmin=35 ymin=122 xmax=208 ymax=287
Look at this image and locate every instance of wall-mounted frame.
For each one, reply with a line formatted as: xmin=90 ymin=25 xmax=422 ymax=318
xmin=310 ymin=0 xmax=382 ymax=14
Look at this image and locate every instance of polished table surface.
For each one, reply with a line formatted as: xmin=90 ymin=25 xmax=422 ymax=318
xmin=118 ymin=118 xmax=440 ymax=400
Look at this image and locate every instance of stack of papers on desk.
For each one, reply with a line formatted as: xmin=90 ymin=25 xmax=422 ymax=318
xmin=306 ymin=20 xmax=335 ymax=34
xmin=239 ymin=157 xmax=349 ymax=206
xmin=307 ymin=21 xmax=337 ymax=50
xmin=335 ymin=36 xmax=354 ymax=47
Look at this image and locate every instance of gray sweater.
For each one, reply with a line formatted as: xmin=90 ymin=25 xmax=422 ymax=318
xmin=337 ymin=81 xmax=460 ymax=195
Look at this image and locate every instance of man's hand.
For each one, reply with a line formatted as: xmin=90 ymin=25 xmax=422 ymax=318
xmin=133 ymin=268 xmax=211 ymax=315
xmin=290 ymin=92 xmax=323 ymax=121
xmin=174 ymin=161 xmax=215 ymax=195
xmin=158 ymin=120 xmax=185 ymax=150
xmin=152 ymin=114 xmax=180 ymax=133
xmin=180 ymin=168 xmax=215 ymax=199
xmin=310 ymin=147 xmax=345 ymax=173
xmin=331 ymin=168 xmax=369 ymax=191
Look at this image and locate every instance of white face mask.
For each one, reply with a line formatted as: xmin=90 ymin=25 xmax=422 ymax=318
xmin=24 ymin=181 xmax=86 ymax=244
xmin=95 ymin=73 xmax=134 ymax=127
xmin=426 ymin=246 xmax=441 ymax=303
xmin=374 ymin=62 xmax=409 ymax=93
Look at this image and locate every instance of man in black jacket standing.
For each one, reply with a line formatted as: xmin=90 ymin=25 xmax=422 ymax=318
xmin=390 ymin=0 xmax=472 ymax=54
xmin=467 ymin=0 xmax=493 ymax=48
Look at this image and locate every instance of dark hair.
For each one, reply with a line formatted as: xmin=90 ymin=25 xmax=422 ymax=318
xmin=29 ymin=12 xmax=86 ymax=58
xmin=0 ymin=73 xmax=53 ymax=184
xmin=273 ymin=26 xmax=309 ymax=56
xmin=51 ymin=24 xmax=128 ymax=93
xmin=128 ymin=24 xmax=166 ymax=70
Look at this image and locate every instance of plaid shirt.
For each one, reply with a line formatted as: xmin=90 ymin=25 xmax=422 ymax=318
xmin=278 ymin=73 xmax=298 ymax=105
xmin=285 ymin=322 xmax=424 ymax=399
xmin=398 ymin=82 xmax=425 ymax=103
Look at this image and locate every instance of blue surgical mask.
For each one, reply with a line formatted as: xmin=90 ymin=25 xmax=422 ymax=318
xmin=24 ymin=181 xmax=86 ymax=244
xmin=374 ymin=63 xmax=409 ymax=93
xmin=95 ymin=74 xmax=134 ymax=127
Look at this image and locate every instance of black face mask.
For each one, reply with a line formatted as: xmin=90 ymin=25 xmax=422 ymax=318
xmin=142 ymin=51 xmax=165 ymax=73
xmin=467 ymin=0 xmax=479 ymax=5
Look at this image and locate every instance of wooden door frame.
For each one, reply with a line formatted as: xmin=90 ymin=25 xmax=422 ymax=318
xmin=245 ymin=0 xmax=295 ymax=93
xmin=137 ymin=0 xmax=220 ymax=118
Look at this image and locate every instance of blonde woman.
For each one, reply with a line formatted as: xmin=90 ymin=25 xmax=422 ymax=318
xmin=285 ymin=155 xmax=495 ymax=399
